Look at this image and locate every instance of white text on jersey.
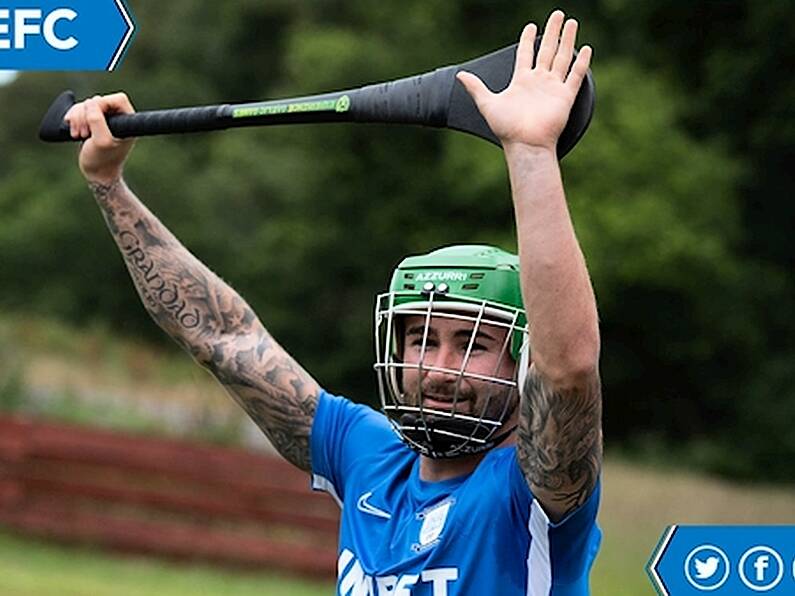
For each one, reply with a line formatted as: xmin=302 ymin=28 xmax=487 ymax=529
xmin=338 ymin=548 xmax=458 ymax=595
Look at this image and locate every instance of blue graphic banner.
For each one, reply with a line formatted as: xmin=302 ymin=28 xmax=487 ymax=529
xmin=648 ymin=526 xmax=795 ymax=595
xmin=0 ymin=0 xmax=135 ymax=70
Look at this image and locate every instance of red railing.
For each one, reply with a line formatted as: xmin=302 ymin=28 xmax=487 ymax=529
xmin=0 ymin=416 xmax=339 ymax=578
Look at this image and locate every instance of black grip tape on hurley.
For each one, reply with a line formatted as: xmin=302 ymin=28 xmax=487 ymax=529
xmin=350 ymin=66 xmax=456 ymax=128
xmin=38 ymin=90 xmax=232 ymax=142
xmin=106 ymin=105 xmax=230 ymax=139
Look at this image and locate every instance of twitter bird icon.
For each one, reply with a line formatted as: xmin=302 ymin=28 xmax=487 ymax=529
xmin=685 ymin=545 xmax=730 ymax=590
xmin=694 ymin=556 xmax=719 ymax=579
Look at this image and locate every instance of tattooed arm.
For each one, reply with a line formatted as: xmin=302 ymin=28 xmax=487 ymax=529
xmin=66 ymin=94 xmax=321 ymax=471
xmin=458 ymin=12 xmax=601 ymax=521
xmin=509 ymin=144 xmax=602 ymax=522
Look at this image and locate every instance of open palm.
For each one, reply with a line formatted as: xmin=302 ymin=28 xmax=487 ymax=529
xmin=457 ymin=11 xmax=592 ymax=150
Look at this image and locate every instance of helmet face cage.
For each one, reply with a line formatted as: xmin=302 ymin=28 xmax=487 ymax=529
xmin=374 ymin=290 xmax=529 ymax=459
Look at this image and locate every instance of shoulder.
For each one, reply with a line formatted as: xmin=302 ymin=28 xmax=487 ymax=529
xmin=474 ymin=446 xmax=600 ymax=520
xmin=311 ymin=390 xmax=404 ymax=471
xmin=469 ymin=445 xmax=535 ymax=511
xmin=310 ymin=390 xmax=412 ymax=505
xmin=480 ymin=444 xmax=526 ymax=481
xmin=314 ymin=390 xmax=394 ymax=439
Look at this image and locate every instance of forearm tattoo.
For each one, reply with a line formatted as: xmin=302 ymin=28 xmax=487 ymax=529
xmin=517 ymin=366 xmax=602 ymax=519
xmin=88 ymin=179 xmax=319 ymax=470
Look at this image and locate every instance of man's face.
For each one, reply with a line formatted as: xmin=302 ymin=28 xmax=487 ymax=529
xmin=400 ymin=313 xmax=519 ymax=422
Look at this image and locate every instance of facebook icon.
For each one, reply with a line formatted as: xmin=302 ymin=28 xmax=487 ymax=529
xmin=754 ymin=554 xmax=769 ymax=581
xmin=739 ymin=546 xmax=784 ymax=591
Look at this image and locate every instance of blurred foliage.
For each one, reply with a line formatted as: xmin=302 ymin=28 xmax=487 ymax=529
xmin=0 ymin=0 xmax=792 ymax=481
xmin=0 ymin=327 xmax=26 ymax=412
xmin=0 ymin=314 xmax=248 ymax=445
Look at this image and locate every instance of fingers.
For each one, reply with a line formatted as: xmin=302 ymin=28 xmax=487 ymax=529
xmin=85 ymin=96 xmax=116 ymax=148
xmin=64 ymin=91 xmax=134 ymax=141
xmin=514 ymin=23 xmax=538 ymax=71
xmin=79 ymin=102 xmax=89 ymax=139
xmin=535 ymin=10 xmax=565 ymax=70
xmin=565 ymin=45 xmax=592 ymax=94
xmin=456 ymin=71 xmax=492 ymax=108
xmin=96 ymin=92 xmax=135 ymax=116
xmin=65 ymin=101 xmax=87 ymax=139
xmin=552 ymin=18 xmax=578 ymax=79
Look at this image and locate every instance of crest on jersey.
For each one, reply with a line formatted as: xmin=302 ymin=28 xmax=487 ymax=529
xmin=415 ymin=499 xmax=454 ymax=551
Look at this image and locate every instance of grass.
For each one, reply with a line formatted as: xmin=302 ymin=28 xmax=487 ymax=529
xmin=0 ymin=531 xmax=333 ymax=596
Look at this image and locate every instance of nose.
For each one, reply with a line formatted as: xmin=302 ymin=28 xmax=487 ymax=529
xmin=423 ymin=344 xmax=463 ymax=383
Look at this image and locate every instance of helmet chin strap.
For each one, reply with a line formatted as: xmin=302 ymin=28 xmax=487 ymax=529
xmin=397 ymin=394 xmax=519 ymax=459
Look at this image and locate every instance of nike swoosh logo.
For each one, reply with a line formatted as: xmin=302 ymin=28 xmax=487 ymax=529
xmin=357 ymin=491 xmax=392 ymax=519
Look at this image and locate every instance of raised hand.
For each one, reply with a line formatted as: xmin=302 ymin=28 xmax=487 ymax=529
xmin=457 ymin=10 xmax=592 ymax=151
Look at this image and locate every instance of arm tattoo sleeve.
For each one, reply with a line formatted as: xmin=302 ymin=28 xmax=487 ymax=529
xmin=88 ymin=178 xmax=320 ymax=471
xmin=517 ymin=365 xmax=603 ymax=521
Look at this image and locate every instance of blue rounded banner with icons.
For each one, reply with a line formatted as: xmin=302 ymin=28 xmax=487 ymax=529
xmin=0 ymin=0 xmax=135 ymax=70
xmin=648 ymin=526 xmax=795 ymax=594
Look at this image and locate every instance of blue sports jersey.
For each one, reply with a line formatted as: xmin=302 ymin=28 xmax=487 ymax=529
xmin=311 ymin=390 xmax=601 ymax=595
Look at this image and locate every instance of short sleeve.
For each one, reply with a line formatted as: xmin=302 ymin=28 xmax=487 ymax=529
xmin=477 ymin=448 xmax=601 ymax=593
xmin=498 ymin=451 xmax=601 ymax=592
xmin=309 ymin=389 xmax=395 ymax=505
xmin=528 ymin=477 xmax=602 ymax=593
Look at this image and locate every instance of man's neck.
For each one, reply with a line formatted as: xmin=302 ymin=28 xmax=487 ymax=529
xmin=419 ymin=452 xmax=485 ymax=482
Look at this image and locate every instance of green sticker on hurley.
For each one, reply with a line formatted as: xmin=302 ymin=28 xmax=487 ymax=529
xmin=335 ymin=95 xmax=351 ymax=113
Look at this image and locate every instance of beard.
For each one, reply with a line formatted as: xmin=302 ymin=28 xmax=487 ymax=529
xmin=402 ymin=377 xmax=518 ymax=422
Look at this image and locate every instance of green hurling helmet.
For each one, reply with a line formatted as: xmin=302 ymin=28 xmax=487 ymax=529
xmin=374 ymin=245 xmax=530 ymax=459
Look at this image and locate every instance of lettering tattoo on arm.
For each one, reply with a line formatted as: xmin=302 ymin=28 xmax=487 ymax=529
xmin=516 ymin=366 xmax=603 ymax=521
xmin=88 ymin=179 xmax=320 ymax=471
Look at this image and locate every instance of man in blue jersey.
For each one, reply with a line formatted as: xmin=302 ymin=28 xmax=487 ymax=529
xmin=67 ymin=9 xmax=601 ymax=595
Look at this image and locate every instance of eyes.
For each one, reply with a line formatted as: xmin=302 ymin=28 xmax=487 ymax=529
xmin=407 ymin=336 xmax=490 ymax=354
xmin=402 ymin=320 xmax=506 ymax=361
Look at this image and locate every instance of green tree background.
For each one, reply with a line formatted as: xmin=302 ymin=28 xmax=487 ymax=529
xmin=0 ymin=0 xmax=792 ymax=481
